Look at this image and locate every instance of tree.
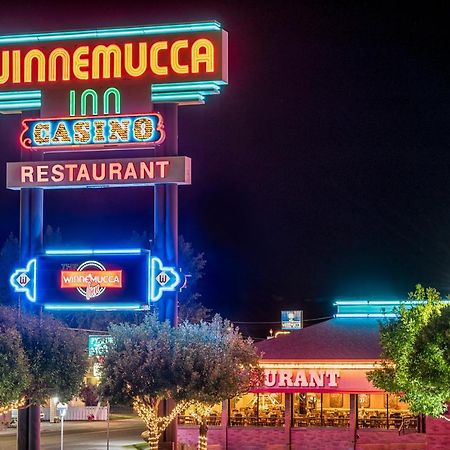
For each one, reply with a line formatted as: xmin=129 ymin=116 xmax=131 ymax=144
xmin=0 ymin=306 xmax=88 ymax=405
xmin=100 ymin=314 xmax=261 ymax=450
xmin=0 ymin=233 xmax=19 ymax=306
xmin=368 ymin=284 xmax=450 ymax=418
xmin=79 ymin=384 xmax=99 ymax=406
xmin=0 ymin=327 xmax=29 ymax=414
xmin=0 ymin=227 xmax=62 ymax=306
xmin=44 ymin=225 xmax=63 ymax=248
xmin=99 ymin=315 xmax=193 ymax=450
xmin=174 ymin=316 xmax=262 ymax=450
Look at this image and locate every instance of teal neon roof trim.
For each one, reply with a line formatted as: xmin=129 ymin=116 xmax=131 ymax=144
xmin=0 ymin=21 xmax=222 ymax=45
xmin=152 ymin=81 xmax=225 ymax=92
xmin=152 ymin=92 xmax=206 ymax=103
xmin=334 ymin=299 xmax=450 ymax=306
xmin=0 ymin=100 xmax=41 ymax=110
xmin=335 ymin=313 xmax=397 ymax=318
xmin=0 ymin=91 xmax=41 ymax=100
xmin=334 ymin=298 xmax=450 ymax=319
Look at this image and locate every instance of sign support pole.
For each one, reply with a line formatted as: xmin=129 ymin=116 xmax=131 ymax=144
xmin=154 ymin=103 xmax=178 ymax=449
xmin=17 ymin=112 xmax=44 ymax=450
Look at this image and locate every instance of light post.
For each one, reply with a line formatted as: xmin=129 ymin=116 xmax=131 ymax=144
xmin=56 ymin=402 xmax=68 ymax=450
xmin=106 ymin=401 xmax=110 ymax=450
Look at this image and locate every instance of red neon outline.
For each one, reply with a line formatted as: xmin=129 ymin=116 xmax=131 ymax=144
xmin=20 ymin=112 xmax=166 ymax=151
xmin=19 ymin=120 xmax=32 ymax=150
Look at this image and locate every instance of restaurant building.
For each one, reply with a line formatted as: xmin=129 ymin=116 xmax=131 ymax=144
xmin=178 ymin=300 xmax=450 ymax=450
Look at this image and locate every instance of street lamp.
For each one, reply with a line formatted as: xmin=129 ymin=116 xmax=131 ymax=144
xmin=56 ymin=402 xmax=68 ymax=450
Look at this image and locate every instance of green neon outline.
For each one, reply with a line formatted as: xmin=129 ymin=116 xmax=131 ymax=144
xmin=0 ymin=21 xmax=222 ymax=45
xmin=69 ymin=90 xmax=75 ymax=116
xmin=80 ymin=89 xmax=98 ymax=116
xmin=103 ymin=87 xmax=121 ymax=114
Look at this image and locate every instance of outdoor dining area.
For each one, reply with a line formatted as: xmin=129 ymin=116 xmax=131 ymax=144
xmin=229 ymin=393 xmax=285 ymax=427
xmin=178 ymin=392 xmax=417 ymax=431
xmin=292 ymin=393 xmax=417 ymax=430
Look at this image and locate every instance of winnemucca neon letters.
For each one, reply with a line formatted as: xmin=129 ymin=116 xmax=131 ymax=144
xmin=0 ymin=30 xmax=227 ymax=88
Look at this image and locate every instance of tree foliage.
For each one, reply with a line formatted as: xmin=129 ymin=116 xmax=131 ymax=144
xmin=0 ymin=233 xmax=19 ymax=306
xmin=175 ymin=316 xmax=262 ymax=404
xmin=175 ymin=316 xmax=262 ymax=450
xmin=79 ymin=384 xmax=100 ymax=406
xmin=99 ymin=315 xmax=189 ymax=450
xmin=0 ymin=306 xmax=88 ymax=405
xmin=100 ymin=314 xmax=261 ymax=450
xmin=0 ymin=326 xmax=29 ymax=411
xmin=0 ymin=228 xmax=62 ymax=306
xmin=368 ymin=284 xmax=450 ymax=417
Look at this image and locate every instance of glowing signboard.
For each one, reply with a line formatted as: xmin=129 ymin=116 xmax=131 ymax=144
xmin=0 ymin=31 xmax=226 ymax=88
xmin=0 ymin=21 xmax=228 ymax=111
xmin=20 ymin=113 xmax=165 ymax=150
xmin=88 ymin=335 xmax=113 ymax=357
xmin=281 ymin=310 xmax=303 ymax=330
xmin=9 ymin=249 xmax=181 ymax=309
xmin=6 ymin=156 xmax=191 ymax=189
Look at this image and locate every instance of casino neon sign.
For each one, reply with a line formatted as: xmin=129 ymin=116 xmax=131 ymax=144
xmin=20 ymin=113 xmax=165 ymax=150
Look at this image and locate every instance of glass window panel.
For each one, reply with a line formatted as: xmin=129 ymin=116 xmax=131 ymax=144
xmin=229 ymin=393 xmax=284 ymax=427
xmin=178 ymin=402 xmax=222 ymax=426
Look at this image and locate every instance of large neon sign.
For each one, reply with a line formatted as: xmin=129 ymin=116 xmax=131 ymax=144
xmin=9 ymin=249 xmax=181 ymax=310
xmin=0 ymin=23 xmax=227 ymax=91
xmin=20 ymin=113 xmax=165 ymax=150
xmin=0 ymin=39 xmax=217 ymax=86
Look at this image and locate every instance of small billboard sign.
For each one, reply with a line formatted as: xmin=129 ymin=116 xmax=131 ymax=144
xmin=281 ymin=310 xmax=303 ymax=330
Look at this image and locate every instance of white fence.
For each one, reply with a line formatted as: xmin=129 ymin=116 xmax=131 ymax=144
xmin=42 ymin=406 xmax=108 ymax=421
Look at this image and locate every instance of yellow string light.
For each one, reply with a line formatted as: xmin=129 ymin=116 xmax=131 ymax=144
xmin=132 ymin=397 xmax=194 ymax=450
xmin=0 ymin=398 xmax=26 ymax=416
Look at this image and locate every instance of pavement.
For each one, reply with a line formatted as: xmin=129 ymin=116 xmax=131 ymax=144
xmin=0 ymin=418 xmax=146 ymax=450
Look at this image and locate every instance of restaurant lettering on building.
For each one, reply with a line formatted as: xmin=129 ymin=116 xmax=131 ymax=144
xmin=175 ymin=300 xmax=450 ymax=450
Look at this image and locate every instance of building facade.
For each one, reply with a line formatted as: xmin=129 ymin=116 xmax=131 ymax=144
xmin=178 ymin=300 xmax=450 ymax=450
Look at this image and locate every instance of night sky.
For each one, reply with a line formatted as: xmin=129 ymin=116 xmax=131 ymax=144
xmin=1 ymin=2 xmax=450 ymax=336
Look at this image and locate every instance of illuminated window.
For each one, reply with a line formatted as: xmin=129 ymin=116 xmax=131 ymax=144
xmin=293 ymin=393 xmax=350 ymax=428
xmin=229 ymin=393 xmax=285 ymax=427
xmin=178 ymin=403 xmax=222 ymax=426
